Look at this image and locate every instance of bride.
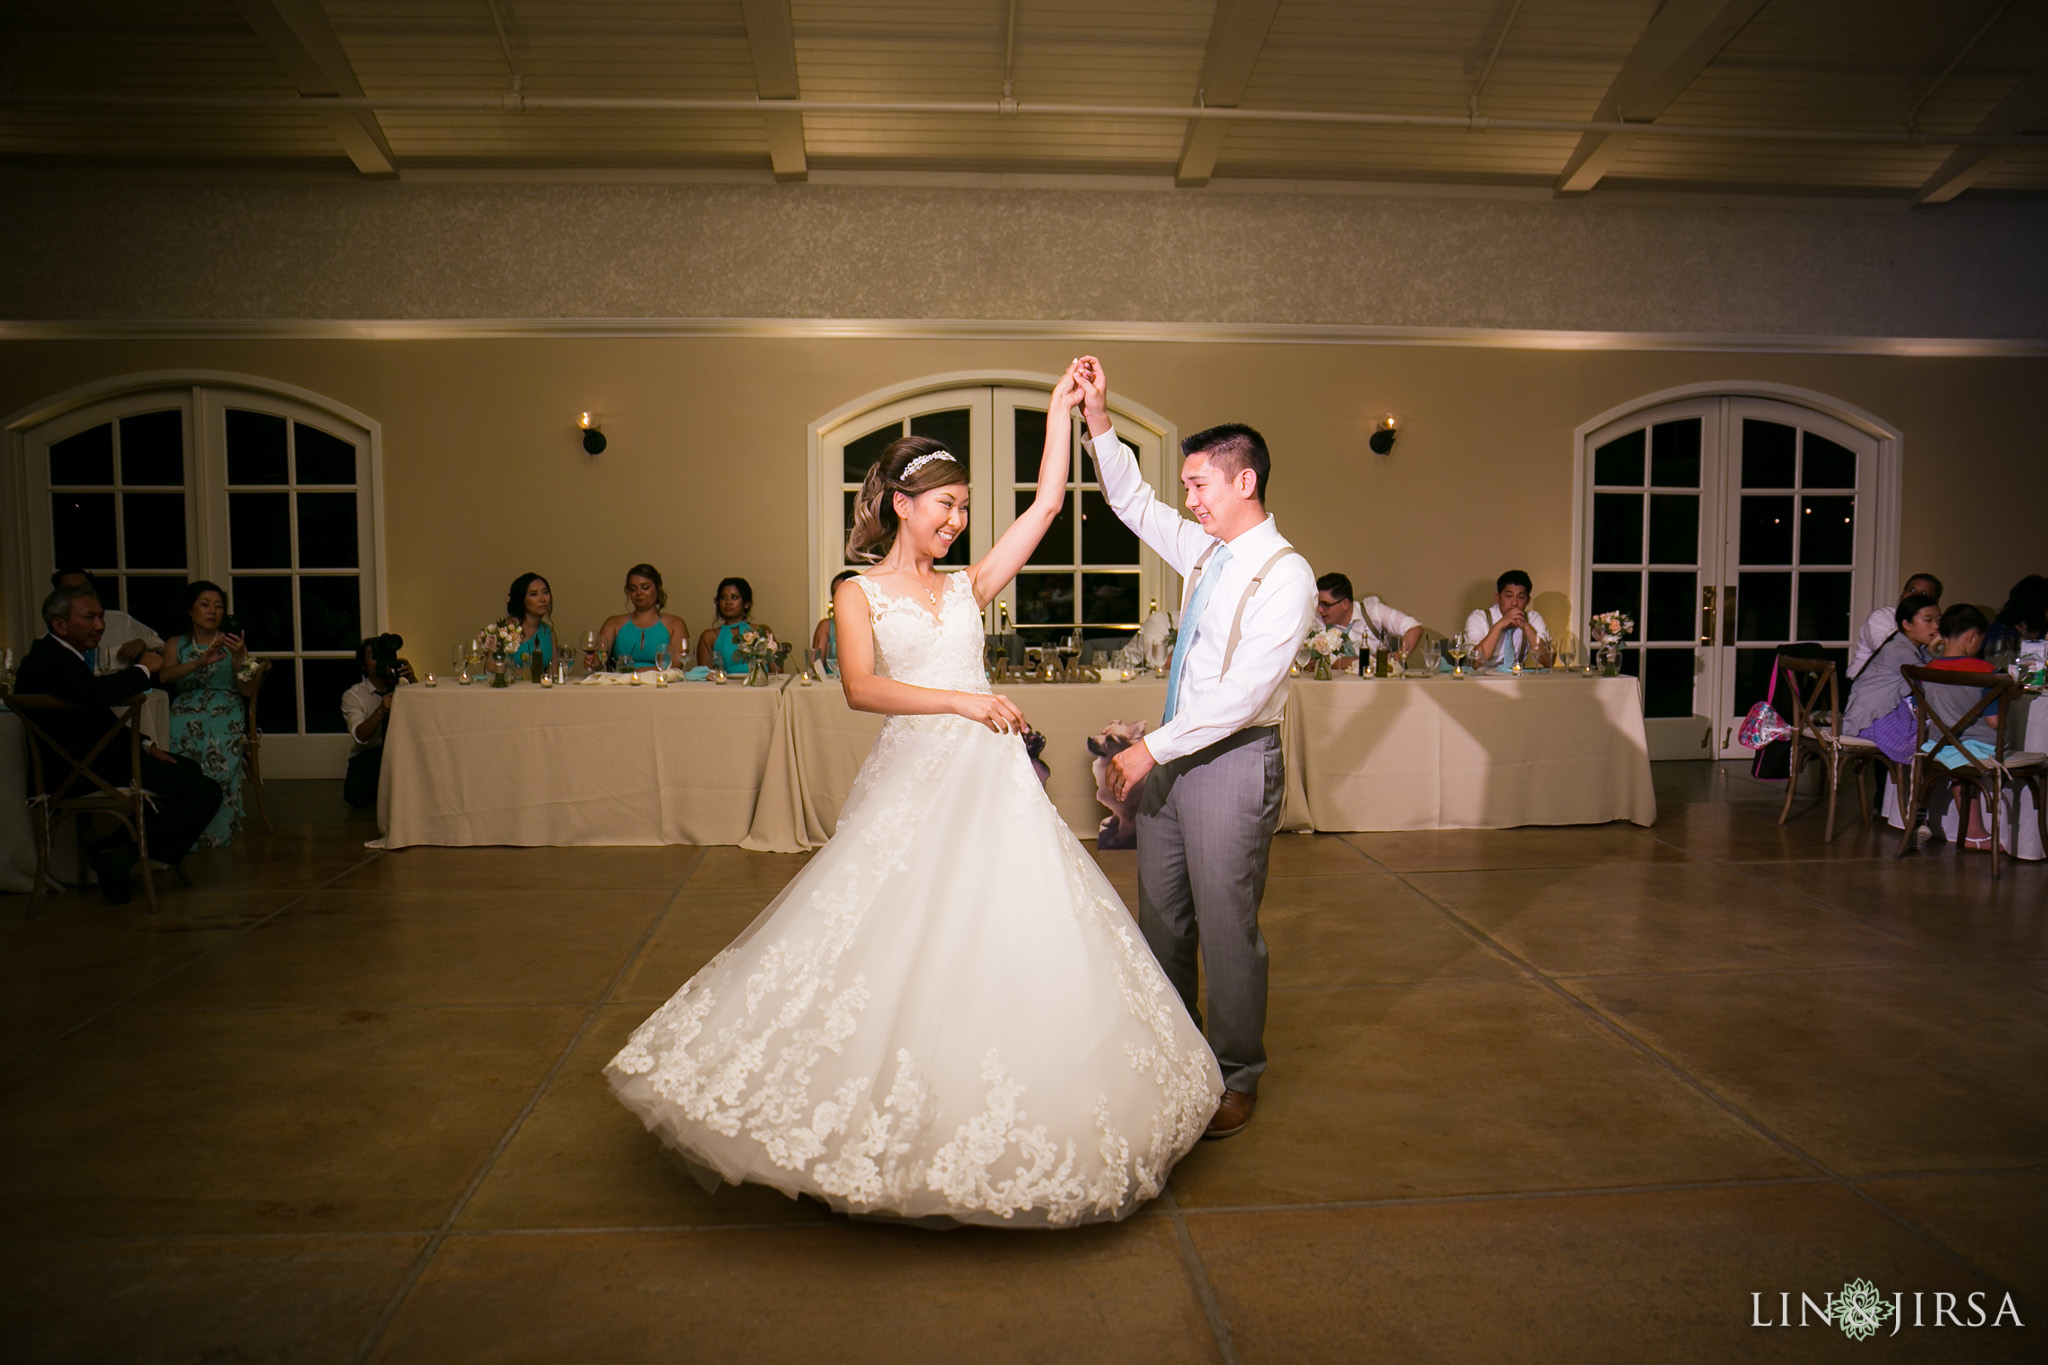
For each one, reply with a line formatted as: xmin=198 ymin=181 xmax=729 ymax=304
xmin=607 ymin=362 xmax=1222 ymax=1227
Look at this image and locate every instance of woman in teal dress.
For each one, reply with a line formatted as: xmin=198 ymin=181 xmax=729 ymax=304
xmin=505 ymin=572 xmax=558 ymax=671
xmin=595 ymin=563 xmax=691 ymax=671
xmin=159 ymin=580 xmax=258 ymax=849
xmin=811 ymin=569 xmax=857 ymax=677
xmin=697 ymin=577 xmax=777 ymax=676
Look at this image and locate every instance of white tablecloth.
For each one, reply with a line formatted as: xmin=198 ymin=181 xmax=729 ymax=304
xmin=1 ymin=693 xmax=169 ymax=894
xmin=375 ymin=678 xmax=789 ymax=849
xmin=1883 ymin=690 xmax=2044 ymax=861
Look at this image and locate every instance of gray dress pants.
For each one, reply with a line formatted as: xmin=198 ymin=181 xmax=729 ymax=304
xmin=1135 ymin=725 xmax=1283 ymax=1095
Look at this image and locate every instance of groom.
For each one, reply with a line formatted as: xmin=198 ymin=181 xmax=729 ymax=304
xmin=1078 ymin=358 xmax=1316 ymax=1140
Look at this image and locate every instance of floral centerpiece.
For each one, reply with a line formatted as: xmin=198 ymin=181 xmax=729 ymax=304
xmin=1300 ymin=624 xmax=1354 ymax=681
xmin=733 ymin=628 xmax=792 ymax=686
xmin=1589 ymin=610 xmax=1635 ymax=677
xmin=480 ymin=620 xmax=523 ymax=686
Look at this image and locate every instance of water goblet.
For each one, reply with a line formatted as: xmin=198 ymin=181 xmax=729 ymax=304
xmin=1423 ymin=639 xmax=1442 ymax=674
xmin=655 ymin=650 xmax=671 ymax=676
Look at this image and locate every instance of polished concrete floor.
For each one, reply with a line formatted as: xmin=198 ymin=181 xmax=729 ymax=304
xmin=3 ymin=767 xmax=2045 ymax=1362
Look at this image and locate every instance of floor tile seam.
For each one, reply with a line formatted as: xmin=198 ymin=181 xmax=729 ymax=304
xmin=1350 ymin=847 xmax=1845 ymax=1183
xmin=1266 ymin=975 xmax=1534 ymax=994
xmin=1158 ymin=1189 xmax=1241 ymax=1365
xmin=347 ymin=844 xmax=708 ymax=1365
xmin=1175 ymin=1174 xmax=1843 ymax=1217
xmin=1847 ymin=1161 xmax=2048 ymax=1182
xmin=1837 ymin=1178 xmax=2038 ymax=1314
xmin=1356 ymin=860 xmax=1692 ymax=876
xmin=0 ymin=847 xmax=388 ymax=1083
xmin=1544 ymin=960 xmax=1976 ymax=986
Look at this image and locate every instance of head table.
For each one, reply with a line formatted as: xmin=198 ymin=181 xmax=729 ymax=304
xmin=369 ymin=669 xmax=1659 ymax=854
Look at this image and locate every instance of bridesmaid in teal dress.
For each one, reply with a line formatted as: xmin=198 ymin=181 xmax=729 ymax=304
xmin=811 ymin=569 xmax=857 ymax=677
xmin=696 ymin=577 xmax=777 ymax=675
xmin=594 ymin=563 xmax=691 ymax=672
xmin=504 ymin=572 xmax=558 ymax=672
xmin=159 ymin=580 xmax=257 ymax=849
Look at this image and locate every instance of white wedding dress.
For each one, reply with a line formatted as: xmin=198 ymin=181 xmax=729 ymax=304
xmin=607 ymin=571 xmax=1222 ymax=1227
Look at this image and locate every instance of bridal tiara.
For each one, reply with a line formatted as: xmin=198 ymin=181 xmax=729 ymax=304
xmin=900 ymin=450 xmax=959 ymax=479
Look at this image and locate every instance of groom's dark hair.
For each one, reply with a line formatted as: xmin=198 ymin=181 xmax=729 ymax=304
xmin=1183 ymin=423 xmax=1269 ymax=503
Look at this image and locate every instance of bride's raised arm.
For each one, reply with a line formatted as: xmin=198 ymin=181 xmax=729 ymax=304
xmin=968 ymin=363 xmax=1081 ymax=608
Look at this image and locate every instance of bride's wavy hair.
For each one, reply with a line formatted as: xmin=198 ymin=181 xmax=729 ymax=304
xmin=846 ymin=436 xmax=966 ymax=563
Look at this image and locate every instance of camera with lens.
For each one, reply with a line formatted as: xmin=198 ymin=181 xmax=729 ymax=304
xmin=365 ymin=632 xmax=409 ymax=691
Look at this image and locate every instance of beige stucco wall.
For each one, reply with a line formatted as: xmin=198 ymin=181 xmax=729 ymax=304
xmin=4 ymin=336 xmax=2042 ymax=664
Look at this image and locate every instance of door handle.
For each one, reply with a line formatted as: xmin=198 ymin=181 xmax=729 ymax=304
xmin=1700 ymin=584 xmax=1716 ymax=647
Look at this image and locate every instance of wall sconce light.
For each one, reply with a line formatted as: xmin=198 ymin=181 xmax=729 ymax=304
xmin=578 ymin=412 xmax=606 ymax=455
xmin=1368 ymin=414 xmax=1398 ymax=456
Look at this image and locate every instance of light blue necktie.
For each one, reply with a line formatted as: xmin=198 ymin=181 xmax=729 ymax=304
xmin=1163 ymin=544 xmax=1232 ymax=725
xmin=1499 ymin=625 xmax=1521 ymax=668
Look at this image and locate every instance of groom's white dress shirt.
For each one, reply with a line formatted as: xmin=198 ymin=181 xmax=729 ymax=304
xmin=1090 ymin=429 xmax=1317 ymax=766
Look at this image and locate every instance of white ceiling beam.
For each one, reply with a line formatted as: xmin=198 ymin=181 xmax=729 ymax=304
xmin=1553 ymin=0 xmax=1768 ymax=196
xmin=741 ymin=0 xmax=806 ymax=183
xmin=230 ymin=0 xmax=396 ymax=178
xmin=1912 ymin=55 xmax=2048 ymax=206
xmin=1176 ymin=0 xmax=1282 ymax=188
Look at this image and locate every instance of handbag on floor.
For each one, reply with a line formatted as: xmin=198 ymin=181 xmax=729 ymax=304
xmin=1740 ymin=658 xmax=1795 ymax=779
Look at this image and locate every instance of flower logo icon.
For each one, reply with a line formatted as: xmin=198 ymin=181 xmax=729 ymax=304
xmin=1835 ymin=1279 xmax=1895 ymax=1341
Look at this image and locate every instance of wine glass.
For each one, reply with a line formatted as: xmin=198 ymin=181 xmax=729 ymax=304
xmin=655 ymin=649 xmax=671 ymax=676
xmin=1423 ymin=639 xmax=1442 ymax=674
xmin=1448 ymin=631 xmax=1469 ymax=678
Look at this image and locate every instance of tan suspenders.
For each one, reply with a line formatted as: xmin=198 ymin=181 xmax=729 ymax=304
xmin=1179 ymin=541 xmax=1306 ymax=677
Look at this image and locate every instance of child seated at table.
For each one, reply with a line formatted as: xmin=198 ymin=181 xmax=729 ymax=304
xmin=1920 ymin=603 xmax=2001 ymax=851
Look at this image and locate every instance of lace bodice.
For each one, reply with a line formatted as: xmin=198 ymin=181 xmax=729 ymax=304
xmin=853 ymin=571 xmax=991 ymax=696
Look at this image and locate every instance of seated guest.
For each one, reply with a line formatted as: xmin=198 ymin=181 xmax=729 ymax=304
xmin=1848 ymin=573 xmax=1942 ymax=677
xmin=595 ymin=564 xmax=691 ymax=671
xmin=158 ymin=580 xmax=259 ymax=849
xmin=503 ymin=572 xmax=558 ymax=669
xmin=1918 ymin=604 xmax=2002 ymax=849
xmin=812 ymin=569 xmax=858 ymax=676
xmin=1465 ymin=571 xmax=1553 ymax=669
xmin=1842 ymin=593 xmax=1941 ymax=737
xmin=1316 ymin=573 xmax=1423 ymax=661
xmin=340 ymin=636 xmax=414 ymax=810
xmin=50 ymin=567 xmax=162 ymax=670
xmin=1984 ymin=573 xmax=2046 ymax=660
xmin=698 ymin=576 xmax=775 ymax=675
xmin=12 ymin=585 xmax=222 ymax=903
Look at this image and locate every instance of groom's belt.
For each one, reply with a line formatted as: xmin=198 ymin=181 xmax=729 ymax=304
xmin=1172 ymin=724 xmax=1279 ymax=766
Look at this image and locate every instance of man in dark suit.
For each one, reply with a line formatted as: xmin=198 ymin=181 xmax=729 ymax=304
xmin=12 ymin=584 xmax=222 ymax=904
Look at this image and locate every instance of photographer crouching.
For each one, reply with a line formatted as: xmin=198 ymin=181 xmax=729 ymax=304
xmin=340 ymin=633 xmax=413 ymax=810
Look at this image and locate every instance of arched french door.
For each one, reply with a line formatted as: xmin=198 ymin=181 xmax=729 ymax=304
xmin=1575 ymin=387 xmax=1900 ymax=760
xmin=809 ymin=375 xmax=1175 ymax=650
xmin=7 ymin=373 xmax=384 ymax=777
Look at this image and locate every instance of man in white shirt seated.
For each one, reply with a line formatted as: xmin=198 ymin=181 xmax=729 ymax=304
xmin=340 ymin=635 xmax=414 ymax=809
xmin=1465 ymin=570 xmax=1553 ymax=669
xmin=1315 ymin=573 xmax=1422 ymax=662
xmin=1848 ymin=572 xmax=1940 ymax=680
xmin=51 ymin=568 xmax=163 ymax=670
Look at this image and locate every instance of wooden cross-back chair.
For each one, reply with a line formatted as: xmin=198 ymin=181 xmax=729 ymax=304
xmin=1772 ymin=656 xmax=1906 ymax=842
xmin=238 ymin=657 xmax=274 ymax=834
xmin=1896 ymin=665 xmax=2048 ymax=880
xmin=1 ymin=684 xmax=159 ymax=916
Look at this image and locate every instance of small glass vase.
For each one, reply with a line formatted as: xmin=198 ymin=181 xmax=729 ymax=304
xmin=490 ymin=654 xmax=511 ymax=688
xmin=1599 ymin=639 xmax=1622 ymax=678
xmin=746 ymin=661 xmax=773 ymax=687
xmin=1313 ymin=656 xmax=1333 ymax=681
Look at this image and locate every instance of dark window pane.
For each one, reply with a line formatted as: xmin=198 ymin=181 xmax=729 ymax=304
xmin=295 ymin=424 xmax=356 ymax=484
xmin=51 ymin=492 xmax=116 ymax=567
xmin=1014 ymin=571 xmax=1073 ymax=627
xmin=1642 ymin=648 xmax=1696 ymax=719
xmin=1647 ymin=493 xmax=1698 ymax=565
xmin=1732 ymin=648 xmax=1778 ymax=720
xmin=226 ymin=409 xmax=288 ymax=485
xmin=299 ymin=577 xmax=362 ymax=652
xmin=1739 ymin=495 xmax=1794 ymax=564
xmin=841 ymin=422 xmax=899 ymax=484
xmin=1591 ymin=493 xmax=1643 ymax=565
xmin=1649 ymin=419 xmax=1701 ymax=488
xmin=125 ymin=575 xmax=189 ymax=640
xmin=49 ymin=423 xmax=114 ymax=485
xmin=1741 ymin=419 xmax=1796 ymax=488
xmin=119 ymin=409 xmax=183 ymax=485
xmin=1080 ymin=490 xmax=1139 ymax=564
xmin=255 ymin=659 xmax=300 ymax=737
xmin=842 ymin=490 xmax=858 ymax=550
xmin=1014 ymin=408 xmax=1049 ymax=483
xmin=907 ymin=408 xmax=971 ymax=476
xmin=121 ymin=492 xmax=186 ymax=569
xmin=1645 ymin=571 xmax=1697 ymax=643
xmin=230 ymin=492 xmax=292 ymax=569
xmin=301 ymin=657 xmax=360 ymax=735
xmin=1797 ymin=572 xmax=1853 ymax=642
xmin=1590 ymin=570 xmax=1640 ymax=623
xmin=1799 ymin=496 xmax=1854 ymax=565
xmin=1737 ymin=571 xmax=1791 ymax=641
xmin=230 ymin=575 xmax=295 ymax=652
xmin=1803 ymin=433 xmax=1856 ymax=489
xmin=1021 ymin=489 xmax=1075 ymax=566
xmin=297 ymin=493 xmax=359 ymax=569
xmin=1080 ymin=572 xmax=1141 ymax=626
xmin=1592 ymin=428 xmax=1644 ymax=486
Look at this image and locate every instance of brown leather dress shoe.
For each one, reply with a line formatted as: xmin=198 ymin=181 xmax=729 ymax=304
xmin=1203 ymin=1089 xmax=1256 ymax=1140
